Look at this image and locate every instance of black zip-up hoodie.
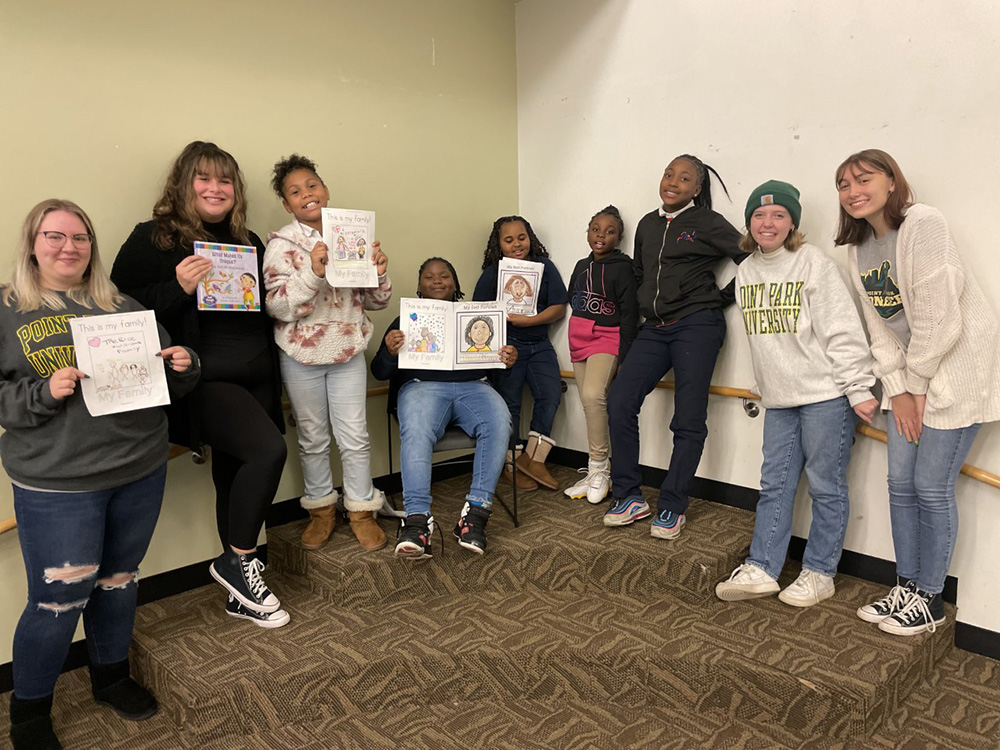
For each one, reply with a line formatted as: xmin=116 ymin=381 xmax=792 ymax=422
xmin=633 ymin=205 xmax=746 ymax=325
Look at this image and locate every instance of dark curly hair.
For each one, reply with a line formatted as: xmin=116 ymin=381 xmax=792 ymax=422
xmin=589 ymin=204 xmax=625 ymax=241
xmin=271 ymin=154 xmax=324 ymax=199
xmin=669 ymin=154 xmax=731 ymax=210
xmin=417 ymin=256 xmax=464 ymax=300
xmin=481 ymin=215 xmax=549 ymax=269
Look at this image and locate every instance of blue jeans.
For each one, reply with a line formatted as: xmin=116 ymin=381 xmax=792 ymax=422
xmin=608 ymin=310 xmax=726 ymax=513
xmin=397 ymin=379 xmax=512 ymax=516
xmin=747 ymin=397 xmax=856 ymax=580
xmin=280 ymin=351 xmax=375 ymax=507
xmin=493 ymin=338 xmax=561 ymax=440
xmin=12 ymin=464 xmax=166 ymax=699
xmin=887 ymin=416 xmax=981 ymax=594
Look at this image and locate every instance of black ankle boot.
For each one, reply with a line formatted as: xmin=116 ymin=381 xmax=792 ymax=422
xmin=9 ymin=694 xmax=62 ymax=750
xmin=89 ymin=660 xmax=158 ymax=721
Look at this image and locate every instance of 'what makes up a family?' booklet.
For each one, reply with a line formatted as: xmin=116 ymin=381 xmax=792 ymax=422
xmin=193 ymin=242 xmax=260 ymax=311
xmin=398 ymin=298 xmax=506 ymax=371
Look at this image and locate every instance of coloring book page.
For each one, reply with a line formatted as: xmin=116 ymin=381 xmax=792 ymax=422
xmin=322 ymin=208 xmax=378 ymax=288
xmin=70 ymin=310 xmax=170 ymax=416
xmin=497 ymin=257 xmax=543 ymax=316
xmin=193 ymin=242 xmax=260 ymax=311
xmin=398 ymin=299 xmax=505 ymax=371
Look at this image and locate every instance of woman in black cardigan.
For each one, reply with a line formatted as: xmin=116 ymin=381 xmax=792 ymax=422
xmin=111 ymin=141 xmax=289 ymax=628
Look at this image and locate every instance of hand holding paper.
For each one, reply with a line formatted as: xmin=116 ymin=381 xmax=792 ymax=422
xmin=157 ymin=346 xmax=192 ymax=372
xmin=48 ymin=367 xmax=88 ymax=401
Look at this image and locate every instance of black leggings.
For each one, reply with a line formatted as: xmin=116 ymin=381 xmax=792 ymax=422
xmin=199 ymin=378 xmax=287 ymax=551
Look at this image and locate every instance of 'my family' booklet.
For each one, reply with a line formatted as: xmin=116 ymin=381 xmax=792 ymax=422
xmin=322 ymin=207 xmax=378 ymax=288
xmin=398 ymin=298 xmax=506 ymax=371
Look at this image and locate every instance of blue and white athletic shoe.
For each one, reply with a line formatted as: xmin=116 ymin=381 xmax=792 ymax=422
xmin=650 ymin=510 xmax=685 ymax=540
xmin=602 ymin=496 xmax=651 ymax=527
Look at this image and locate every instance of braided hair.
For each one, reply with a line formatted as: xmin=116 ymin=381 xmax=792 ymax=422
xmin=481 ymin=215 xmax=550 ymax=269
xmin=671 ymin=154 xmax=731 ymax=210
xmin=416 ymin=256 xmax=464 ymax=300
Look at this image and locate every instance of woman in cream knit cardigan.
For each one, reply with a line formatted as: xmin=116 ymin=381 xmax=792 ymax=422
xmin=836 ymin=149 xmax=1000 ymax=637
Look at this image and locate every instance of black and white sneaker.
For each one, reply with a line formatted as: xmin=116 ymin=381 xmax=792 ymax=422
xmin=394 ymin=514 xmax=434 ymax=559
xmin=878 ymin=588 xmax=946 ymax=636
xmin=210 ymin=550 xmax=280 ymax=613
xmin=225 ymin=595 xmax=290 ymax=629
xmin=857 ymin=577 xmax=915 ymax=623
xmin=453 ymin=502 xmax=491 ymax=555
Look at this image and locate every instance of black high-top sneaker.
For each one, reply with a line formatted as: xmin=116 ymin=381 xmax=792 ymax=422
xmin=856 ymin=576 xmax=915 ymax=623
xmin=210 ymin=549 xmax=280 ymax=613
xmin=878 ymin=587 xmax=946 ymax=636
xmin=453 ymin=502 xmax=491 ymax=555
xmin=394 ymin=514 xmax=434 ymax=559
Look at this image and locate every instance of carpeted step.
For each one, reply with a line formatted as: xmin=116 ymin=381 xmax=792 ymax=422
xmin=128 ymin=563 xmax=952 ymax=746
xmin=268 ymin=466 xmax=754 ymax=608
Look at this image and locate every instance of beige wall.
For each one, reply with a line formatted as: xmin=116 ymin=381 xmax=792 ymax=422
xmin=0 ymin=0 xmax=518 ymax=663
xmin=515 ymin=0 xmax=1000 ymax=631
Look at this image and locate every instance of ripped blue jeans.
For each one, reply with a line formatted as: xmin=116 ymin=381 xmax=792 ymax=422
xmin=11 ymin=464 xmax=166 ymax=699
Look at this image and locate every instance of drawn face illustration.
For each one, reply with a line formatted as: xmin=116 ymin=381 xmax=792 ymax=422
xmin=469 ymin=319 xmax=491 ymax=347
xmin=510 ymin=277 xmax=528 ymax=301
xmin=240 ymin=274 xmax=256 ymax=290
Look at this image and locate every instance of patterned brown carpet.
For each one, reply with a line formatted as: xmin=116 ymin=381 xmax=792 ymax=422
xmin=4 ymin=465 xmax=1000 ymax=749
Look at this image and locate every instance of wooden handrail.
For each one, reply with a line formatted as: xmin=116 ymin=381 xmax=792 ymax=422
xmin=2 ymin=379 xmax=996 ymax=536
xmin=559 ymin=370 xmax=1000 ymax=492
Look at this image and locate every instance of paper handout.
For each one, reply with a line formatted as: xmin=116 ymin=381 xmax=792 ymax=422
xmin=70 ymin=310 xmax=170 ymax=416
xmin=497 ymin=257 xmax=544 ymax=316
xmin=398 ymin=298 xmax=506 ymax=371
xmin=322 ymin=208 xmax=378 ymax=288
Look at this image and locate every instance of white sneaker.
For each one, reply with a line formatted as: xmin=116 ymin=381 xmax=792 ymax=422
xmin=715 ymin=563 xmax=780 ymax=601
xmin=563 ymin=459 xmax=610 ymax=503
xmin=778 ymin=569 xmax=835 ymax=608
xmin=586 ymin=460 xmax=610 ymax=504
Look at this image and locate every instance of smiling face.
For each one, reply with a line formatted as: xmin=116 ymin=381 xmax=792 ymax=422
xmin=837 ymin=162 xmax=895 ymax=236
xmin=498 ymin=220 xmax=530 ymax=260
xmin=192 ymin=165 xmax=236 ymax=223
xmin=33 ymin=210 xmax=93 ymax=291
xmin=659 ymin=158 xmax=702 ymax=212
xmin=418 ymin=260 xmax=457 ymax=301
xmin=587 ymin=213 xmax=620 ymax=258
xmin=281 ymin=168 xmax=330 ymax=231
xmin=749 ymin=205 xmax=793 ymax=253
xmin=469 ymin=319 xmax=491 ymax=347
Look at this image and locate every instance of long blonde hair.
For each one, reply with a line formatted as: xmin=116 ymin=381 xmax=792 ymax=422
xmin=151 ymin=141 xmax=251 ymax=250
xmin=2 ymin=199 xmax=121 ymax=312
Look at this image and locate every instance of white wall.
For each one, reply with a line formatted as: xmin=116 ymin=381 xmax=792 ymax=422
xmin=515 ymin=0 xmax=1000 ymax=631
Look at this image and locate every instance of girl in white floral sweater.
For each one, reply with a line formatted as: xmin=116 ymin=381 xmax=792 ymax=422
xmin=263 ymin=154 xmax=392 ymax=552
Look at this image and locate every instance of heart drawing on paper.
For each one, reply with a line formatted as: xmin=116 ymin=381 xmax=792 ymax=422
xmin=88 ymin=337 xmax=101 ymax=347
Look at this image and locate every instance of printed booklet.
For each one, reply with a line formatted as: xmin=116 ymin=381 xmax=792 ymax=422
xmin=398 ymin=298 xmax=506 ymax=371
xmin=497 ymin=257 xmax=544 ymax=316
xmin=322 ymin=207 xmax=378 ymax=288
xmin=193 ymin=242 xmax=260 ymax=311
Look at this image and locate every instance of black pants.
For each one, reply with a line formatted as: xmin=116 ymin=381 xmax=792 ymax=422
xmin=200 ymin=348 xmax=286 ymax=550
xmin=608 ymin=309 xmax=726 ymax=514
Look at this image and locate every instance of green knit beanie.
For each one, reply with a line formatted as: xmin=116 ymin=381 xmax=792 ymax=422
xmin=744 ymin=180 xmax=801 ymax=229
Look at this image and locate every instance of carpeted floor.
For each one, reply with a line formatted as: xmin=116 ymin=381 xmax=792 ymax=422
xmin=3 ymin=465 xmax=999 ymax=749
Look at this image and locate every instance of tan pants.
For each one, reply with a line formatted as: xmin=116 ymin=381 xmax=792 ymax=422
xmin=572 ymin=353 xmax=618 ymax=462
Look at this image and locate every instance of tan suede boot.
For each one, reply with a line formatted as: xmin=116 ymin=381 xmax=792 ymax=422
xmin=349 ymin=511 xmax=387 ymax=551
xmin=504 ymin=448 xmax=538 ymax=491
xmin=301 ymin=505 xmax=336 ymax=550
xmin=518 ymin=431 xmax=559 ymax=490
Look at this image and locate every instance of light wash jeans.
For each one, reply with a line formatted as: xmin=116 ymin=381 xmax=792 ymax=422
xmin=396 ymin=379 xmax=511 ymax=516
xmin=887 ymin=414 xmax=981 ymax=594
xmin=747 ymin=397 xmax=856 ymax=580
xmin=12 ymin=464 xmax=166 ymax=699
xmin=280 ymin=351 xmax=375 ymax=509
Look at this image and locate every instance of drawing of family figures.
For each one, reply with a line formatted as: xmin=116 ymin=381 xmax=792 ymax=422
xmin=408 ymin=325 xmax=441 ymax=353
xmin=100 ymin=359 xmax=150 ymax=390
xmin=334 ymin=235 xmax=367 ymax=261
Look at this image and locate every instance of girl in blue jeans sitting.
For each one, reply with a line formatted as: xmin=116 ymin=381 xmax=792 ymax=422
xmin=836 ymin=150 xmax=1000 ymax=635
xmin=371 ymin=258 xmax=517 ymax=557
xmin=1 ymin=200 xmax=199 ymax=750
xmin=715 ymin=181 xmax=877 ymax=607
